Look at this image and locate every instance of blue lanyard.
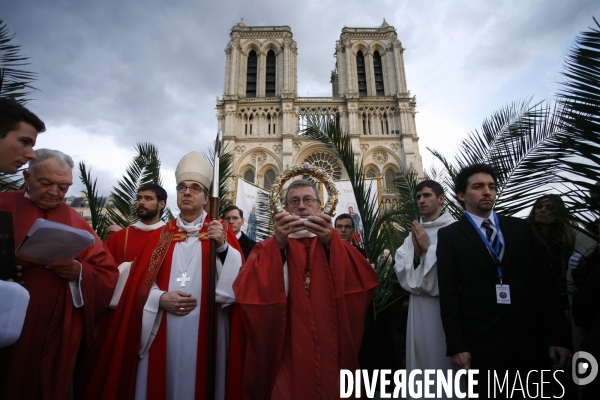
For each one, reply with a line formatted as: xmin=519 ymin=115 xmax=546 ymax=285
xmin=465 ymin=212 xmax=504 ymax=282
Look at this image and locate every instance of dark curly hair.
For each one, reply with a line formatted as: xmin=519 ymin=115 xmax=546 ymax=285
xmin=453 ymin=163 xmax=498 ymax=208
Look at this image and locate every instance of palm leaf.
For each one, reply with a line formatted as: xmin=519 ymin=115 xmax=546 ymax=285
xmin=78 ymin=161 xmax=109 ymax=236
xmin=203 ymin=142 xmax=234 ymax=217
xmin=428 ymin=19 xmax=600 ymax=242
xmin=106 ymin=143 xmax=168 ymax=227
xmin=0 ymin=19 xmax=38 ymax=102
xmin=301 ymin=115 xmax=410 ymax=317
xmin=0 ymin=172 xmax=23 ymax=192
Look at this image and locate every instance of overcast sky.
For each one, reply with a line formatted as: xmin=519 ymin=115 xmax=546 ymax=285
xmin=2 ymin=0 xmax=599 ymax=210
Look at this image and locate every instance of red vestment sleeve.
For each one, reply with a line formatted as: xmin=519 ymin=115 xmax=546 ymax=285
xmin=0 ymin=191 xmax=118 ymax=400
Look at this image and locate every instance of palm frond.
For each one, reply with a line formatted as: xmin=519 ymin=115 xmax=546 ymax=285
xmin=427 ymin=18 xmax=600 ymax=243
xmin=78 ymin=161 xmax=109 ymax=237
xmin=203 ymin=142 xmax=234 ymax=217
xmin=106 ymin=142 xmax=165 ymax=227
xmin=0 ymin=19 xmax=38 ymax=102
xmin=0 ymin=172 xmax=23 ymax=192
xmin=301 ymin=115 xmax=409 ymax=317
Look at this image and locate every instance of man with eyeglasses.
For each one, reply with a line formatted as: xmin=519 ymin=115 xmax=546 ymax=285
xmin=85 ymin=151 xmax=243 ymax=400
xmin=233 ymin=179 xmax=379 ymax=399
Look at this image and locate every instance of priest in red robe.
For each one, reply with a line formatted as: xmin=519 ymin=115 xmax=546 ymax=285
xmin=104 ymin=183 xmax=167 ymax=307
xmin=0 ymin=149 xmax=118 ymax=400
xmin=84 ymin=151 xmax=243 ymax=400
xmin=233 ymin=179 xmax=379 ymax=399
xmin=104 ymin=183 xmax=167 ymax=264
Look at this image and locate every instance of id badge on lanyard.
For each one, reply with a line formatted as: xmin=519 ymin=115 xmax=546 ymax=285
xmin=465 ymin=212 xmax=511 ymax=305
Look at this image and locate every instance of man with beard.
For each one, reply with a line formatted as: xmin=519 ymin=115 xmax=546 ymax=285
xmin=437 ymin=163 xmax=570 ymax=396
xmin=105 ymin=183 xmax=167 ymax=264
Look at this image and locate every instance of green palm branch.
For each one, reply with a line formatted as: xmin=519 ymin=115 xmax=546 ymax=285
xmin=203 ymin=142 xmax=234 ymax=217
xmin=427 ymin=18 xmax=600 ymax=241
xmin=0 ymin=173 xmax=23 ymax=192
xmin=106 ymin=142 xmax=170 ymax=227
xmin=0 ymin=19 xmax=38 ymax=102
xmin=301 ymin=115 xmax=410 ymax=317
xmin=78 ymin=161 xmax=109 ymax=237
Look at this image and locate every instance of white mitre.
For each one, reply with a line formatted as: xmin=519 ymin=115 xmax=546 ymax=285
xmin=175 ymin=151 xmax=212 ymax=189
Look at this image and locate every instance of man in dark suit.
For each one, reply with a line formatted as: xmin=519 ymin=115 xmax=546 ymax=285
xmin=437 ymin=164 xmax=571 ymax=395
xmin=223 ymin=205 xmax=256 ymax=260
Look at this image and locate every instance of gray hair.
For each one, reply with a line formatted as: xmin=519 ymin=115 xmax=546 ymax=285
xmin=284 ymin=179 xmax=321 ymax=205
xmin=28 ymin=149 xmax=74 ymax=173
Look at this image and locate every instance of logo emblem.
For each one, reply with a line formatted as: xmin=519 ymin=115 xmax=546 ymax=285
xmin=572 ymin=351 xmax=598 ymax=386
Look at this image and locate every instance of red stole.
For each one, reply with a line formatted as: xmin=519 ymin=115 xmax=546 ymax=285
xmin=82 ymin=217 xmax=243 ymax=400
xmin=146 ymin=222 xmax=213 ymax=399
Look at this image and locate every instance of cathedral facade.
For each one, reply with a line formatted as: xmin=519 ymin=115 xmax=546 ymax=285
xmin=216 ymin=19 xmax=423 ymax=204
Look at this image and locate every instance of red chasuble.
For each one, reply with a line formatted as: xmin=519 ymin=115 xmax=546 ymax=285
xmin=83 ymin=218 xmax=243 ymax=400
xmin=0 ymin=190 xmax=118 ymax=400
xmin=104 ymin=226 xmax=155 ymax=263
xmin=232 ymin=232 xmax=379 ymax=400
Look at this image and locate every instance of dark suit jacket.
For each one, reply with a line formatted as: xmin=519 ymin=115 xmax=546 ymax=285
xmin=237 ymin=231 xmax=256 ymax=261
xmin=437 ymin=214 xmax=567 ymax=368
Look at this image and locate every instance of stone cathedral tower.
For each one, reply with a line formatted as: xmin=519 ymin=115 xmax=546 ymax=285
xmin=217 ymin=19 xmax=423 ymax=206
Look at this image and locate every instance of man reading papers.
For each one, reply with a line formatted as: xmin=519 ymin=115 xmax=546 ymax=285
xmin=0 ymin=149 xmax=118 ymax=400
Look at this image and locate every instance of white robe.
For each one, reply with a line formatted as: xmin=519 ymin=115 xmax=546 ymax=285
xmin=134 ymin=213 xmax=242 ymax=400
xmin=394 ymin=211 xmax=455 ymax=399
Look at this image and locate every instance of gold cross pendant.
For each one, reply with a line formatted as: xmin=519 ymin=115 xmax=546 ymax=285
xmin=304 ymin=272 xmax=310 ymax=294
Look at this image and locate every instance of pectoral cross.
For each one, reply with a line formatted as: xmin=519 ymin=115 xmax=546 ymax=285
xmin=177 ymin=272 xmax=191 ymax=287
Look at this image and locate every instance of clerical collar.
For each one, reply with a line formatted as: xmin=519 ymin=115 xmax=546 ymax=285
xmin=176 ymin=211 xmax=206 ymax=233
xmin=236 ymin=231 xmax=242 ymax=240
xmin=133 ymin=220 xmax=166 ymax=232
xmin=466 ymin=210 xmax=497 ymax=228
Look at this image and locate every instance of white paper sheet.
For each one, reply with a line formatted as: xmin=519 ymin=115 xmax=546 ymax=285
xmin=16 ymin=219 xmax=95 ymax=265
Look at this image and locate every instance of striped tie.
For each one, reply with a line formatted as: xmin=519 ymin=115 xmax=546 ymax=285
xmin=482 ymin=219 xmax=504 ymax=260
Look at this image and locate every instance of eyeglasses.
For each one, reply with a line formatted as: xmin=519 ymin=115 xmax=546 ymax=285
xmin=176 ymin=184 xmax=204 ymax=194
xmin=287 ymin=196 xmax=318 ymax=207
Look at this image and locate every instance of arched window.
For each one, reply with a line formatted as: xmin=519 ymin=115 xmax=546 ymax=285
xmin=244 ymin=115 xmax=253 ymax=135
xmin=244 ymin=169 xmax=255 ymax=183
xmin=264 ymin=170 xmax=276 ymax=190
xmin=385 ymin=169 xmax=396 ymax=188
xmin=373 ymin=51 xmax=384 ymax=96
xmin=265 ymin=50 xmax=276 ymax=97
xmin=356 ymin=51 xmax=367 ymax=96
xmin=366 ymin=169 xmax=376 ymax=179
xmin=246 ymin=50 xmax=257 ymax=98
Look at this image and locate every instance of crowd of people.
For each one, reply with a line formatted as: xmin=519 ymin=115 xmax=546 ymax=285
xmin=1 ymin=97 xmax=599 ymax=399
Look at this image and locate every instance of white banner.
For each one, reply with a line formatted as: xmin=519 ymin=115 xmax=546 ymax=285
xmin=234 ymin=178 xmax=267 ymax=242
xmin=323 ymin=179 xmax=380 ymax=236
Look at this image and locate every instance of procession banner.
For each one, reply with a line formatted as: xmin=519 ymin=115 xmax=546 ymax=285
xmin=234 ymin=178 xmax=267 ymax=242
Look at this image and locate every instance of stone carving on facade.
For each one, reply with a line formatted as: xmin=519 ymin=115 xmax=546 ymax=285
xmin=390 ymin=143 xmax=399 ymax=151
xmin=372 ymin=150 xmax=388 ymax=165
xmin=292 ymin=141 xmax=302 ymax=151
xmin=304 ymin=152 xmax=343 ymax=180
xmin=272 ymin=145 xmax=282 ymax=153
xmin=360 ymin=144 xmax=369 ymax=152
xmin=235 ymin=145 xmax=246 ymax=155
xmin=251 ymin=150 xmax=267 ymax=165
